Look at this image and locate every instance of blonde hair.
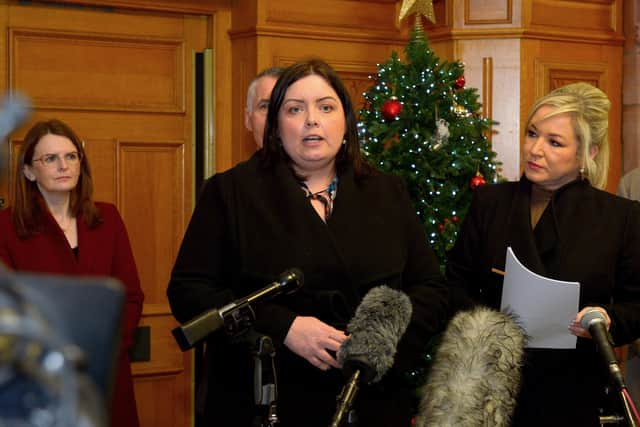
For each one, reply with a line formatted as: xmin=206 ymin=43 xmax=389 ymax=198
xmin=525 ymin=82 xmax=610 ymax=190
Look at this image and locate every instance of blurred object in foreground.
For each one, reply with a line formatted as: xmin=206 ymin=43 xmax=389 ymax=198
xmin=0 ymin=267 xmax=123 ymax=427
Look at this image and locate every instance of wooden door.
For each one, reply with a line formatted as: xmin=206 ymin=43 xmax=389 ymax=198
xmin=0 ymin=2 xmax=208 ymax=426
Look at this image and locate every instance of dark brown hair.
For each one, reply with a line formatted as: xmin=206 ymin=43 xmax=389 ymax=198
xmin=261 ymin=58 xmax=373 ymax=178
xmin=12 ymin=119 xmax=101 ymax=237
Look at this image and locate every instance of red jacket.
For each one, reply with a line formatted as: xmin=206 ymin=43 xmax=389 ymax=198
xmin=0 ymin=202 xmax=144 ymax=427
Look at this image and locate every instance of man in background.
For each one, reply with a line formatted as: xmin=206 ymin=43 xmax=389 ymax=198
xmin=244 ymin=67 xmax=283 ymax=148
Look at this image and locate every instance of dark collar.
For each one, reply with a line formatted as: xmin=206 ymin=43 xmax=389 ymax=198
xmin=506 ymin=175 xmax=590 ymax=278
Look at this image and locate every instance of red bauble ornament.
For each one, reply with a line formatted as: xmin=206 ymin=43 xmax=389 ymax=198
xmin=437 ymin=224 xmax=445 ymax=233
xmin=454 ymin=75 xmax=466 ymax=89
xmin=470 ymin=173 xmax=487 ymax=190
xmin=452 ymin=215 xmax=459 ymax=223
xmin=381 ymin=97 xmax=403 ymax=120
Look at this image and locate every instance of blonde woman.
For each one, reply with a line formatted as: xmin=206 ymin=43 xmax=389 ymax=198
xmin=447 ymin=83 xmax=640 ymax=426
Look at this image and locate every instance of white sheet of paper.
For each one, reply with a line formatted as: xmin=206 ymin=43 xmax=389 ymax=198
xmin=500 ymin=247 xmax=580 ymax=349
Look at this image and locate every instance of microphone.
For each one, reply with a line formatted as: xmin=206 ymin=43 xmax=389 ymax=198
xmin=416 ymin=307 xmax=526 ymax=427
xmin=330 ymin=286 xmax=412 ymax=427
xmin=0 ymin=92 xmax=30 ymax=178
xmin=172 ymin=268 xmax=303 ymax=351
xmin=0 ymin=93 xmax=30 ymax=139
xmin=579 ymin=308 xmax=626 ymax=391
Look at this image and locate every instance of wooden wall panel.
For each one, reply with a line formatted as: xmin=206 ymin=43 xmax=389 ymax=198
xmin=265 ymin=0 xmax=394 ymax=33
xmin=465 ymin=0 xmax=512 ymax=25
xmin=525 ymin=0 xmax=622 ymax=40
xmin=10 ymin=29 xmax=185 ymax=113
xmin=117 ymin=141 xmax=185 ymax=303
xmin=134 ymin=312 xmax=187 ymax=376
xmin=530 ymin=0 xmax=616 ymax=32
xmin=134 ymin=371 xmax=187 ymax=427
xmin=534 ymin=60 xmax=608 ymax=98
xmin=39 ymin=0 xmax=231 ymax=14
xmin=133 ymin=311 xmax=189 ymax=427
xmin=83 ymin=138 xmax=118 ymax=204
xmin=7 ymin=140 xmax=23 ymax=203
xmin=239 ymin=0 xmax=403 ymax=42
xmin=231 ymin=36 xmax=258 ymax=166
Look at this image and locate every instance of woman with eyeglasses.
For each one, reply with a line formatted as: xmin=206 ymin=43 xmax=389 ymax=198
xmin=0 ymin=119 xmax=144 ymax=427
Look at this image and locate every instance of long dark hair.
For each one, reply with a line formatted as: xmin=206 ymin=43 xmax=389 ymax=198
xmin=12 ymin=119 xmax=101 ymax=237
xmin=261 ymin=58 xmax=373 ymax=178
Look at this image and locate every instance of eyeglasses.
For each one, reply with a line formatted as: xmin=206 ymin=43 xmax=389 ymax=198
xmin=32 ymin=152 xmax=82 ymax=168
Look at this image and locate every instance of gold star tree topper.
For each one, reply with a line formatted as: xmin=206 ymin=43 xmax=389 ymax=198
xmin=399 ymin=0 xmax=436 ymax=24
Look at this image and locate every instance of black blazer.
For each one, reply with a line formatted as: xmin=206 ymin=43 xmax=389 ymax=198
xmin=447 ymin=176 xmax=640 ymax=426
xmin=168 ymin=153 xmax=449 ymax=426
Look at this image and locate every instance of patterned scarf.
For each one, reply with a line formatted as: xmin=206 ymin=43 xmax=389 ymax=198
xmin=299 ymin=176 xmax=339 ymax=220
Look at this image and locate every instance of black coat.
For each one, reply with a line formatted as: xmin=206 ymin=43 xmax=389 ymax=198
xmin=168 ymin=153 xmax=449 ymax=427
xmin=446 ymin=176 xmax=640 ymax=426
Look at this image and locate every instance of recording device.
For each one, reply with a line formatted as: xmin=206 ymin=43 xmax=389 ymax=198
xmin=0 ymin=267 xmax=125 ymax=427
xmin=580 ymin=309 xmax=626 ymax=391
xmin=416 ymin=307 xmax=526 ymax=427
xmin=172 ymin=268 xmax=304 ymax=351
xmin=330 ymin=286 xmax=413 ymax=427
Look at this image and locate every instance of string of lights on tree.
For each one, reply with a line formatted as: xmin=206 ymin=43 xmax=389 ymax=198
xmin=358 ymin=21 xmax=501 ymax=265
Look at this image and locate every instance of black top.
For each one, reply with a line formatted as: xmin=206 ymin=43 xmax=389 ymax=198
xmin=447 ymin=176 xmax=640 ymax=426
xmin=168 ymin=153 xmax=449 ymax=426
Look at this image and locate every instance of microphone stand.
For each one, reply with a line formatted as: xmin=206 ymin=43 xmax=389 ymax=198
xmin=619 ymin=389 xmax=638 ymax=427
xmin=330 ymin=370 xmax=360 ymax=427
xmin=600 ymin=380 xmax=639 ymax=427
xmin=241 ymin=330 xmax=279 ymax=427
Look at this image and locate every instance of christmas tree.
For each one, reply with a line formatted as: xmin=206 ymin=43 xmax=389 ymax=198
xmin=359 ymin=22 xmax=501 ymax=265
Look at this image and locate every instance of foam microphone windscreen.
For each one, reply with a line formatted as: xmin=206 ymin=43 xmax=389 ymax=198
xmin=416 ymin=307 xmax=526 ymax=427
xmin=338 ymin=285 xmax=413 ymax=384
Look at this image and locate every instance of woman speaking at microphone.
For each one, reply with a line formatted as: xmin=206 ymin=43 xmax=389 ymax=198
xmin=446 ymin=83 xmax=640 ymax=426
xmin=167 ymin=59 xmax=449 ymax=427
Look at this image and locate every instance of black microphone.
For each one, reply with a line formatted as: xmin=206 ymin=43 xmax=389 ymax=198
xmin=330 ymin=286 xmax=412 ymax=427
xmin=580 ymin=308 xmax=626 ymax=391
xmin=416 ymin=307 xmax=526 ymax=427
xmin=172 ymin=268 xmax=303 ymax=351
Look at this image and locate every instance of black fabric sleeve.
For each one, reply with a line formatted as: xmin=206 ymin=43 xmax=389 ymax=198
xmin=445 ymin=189 xmax=486 ymax=313
xmin=167 ymin=176 xmax=234 ymax=324
xmin=167 ymin=173 xmax=298 ymax=347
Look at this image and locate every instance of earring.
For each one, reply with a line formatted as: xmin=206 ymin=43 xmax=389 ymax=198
xmin=342 ymin=138 xmax=347 ymax=145
xmin=579 ymin=167 xmax=585 ymax=179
